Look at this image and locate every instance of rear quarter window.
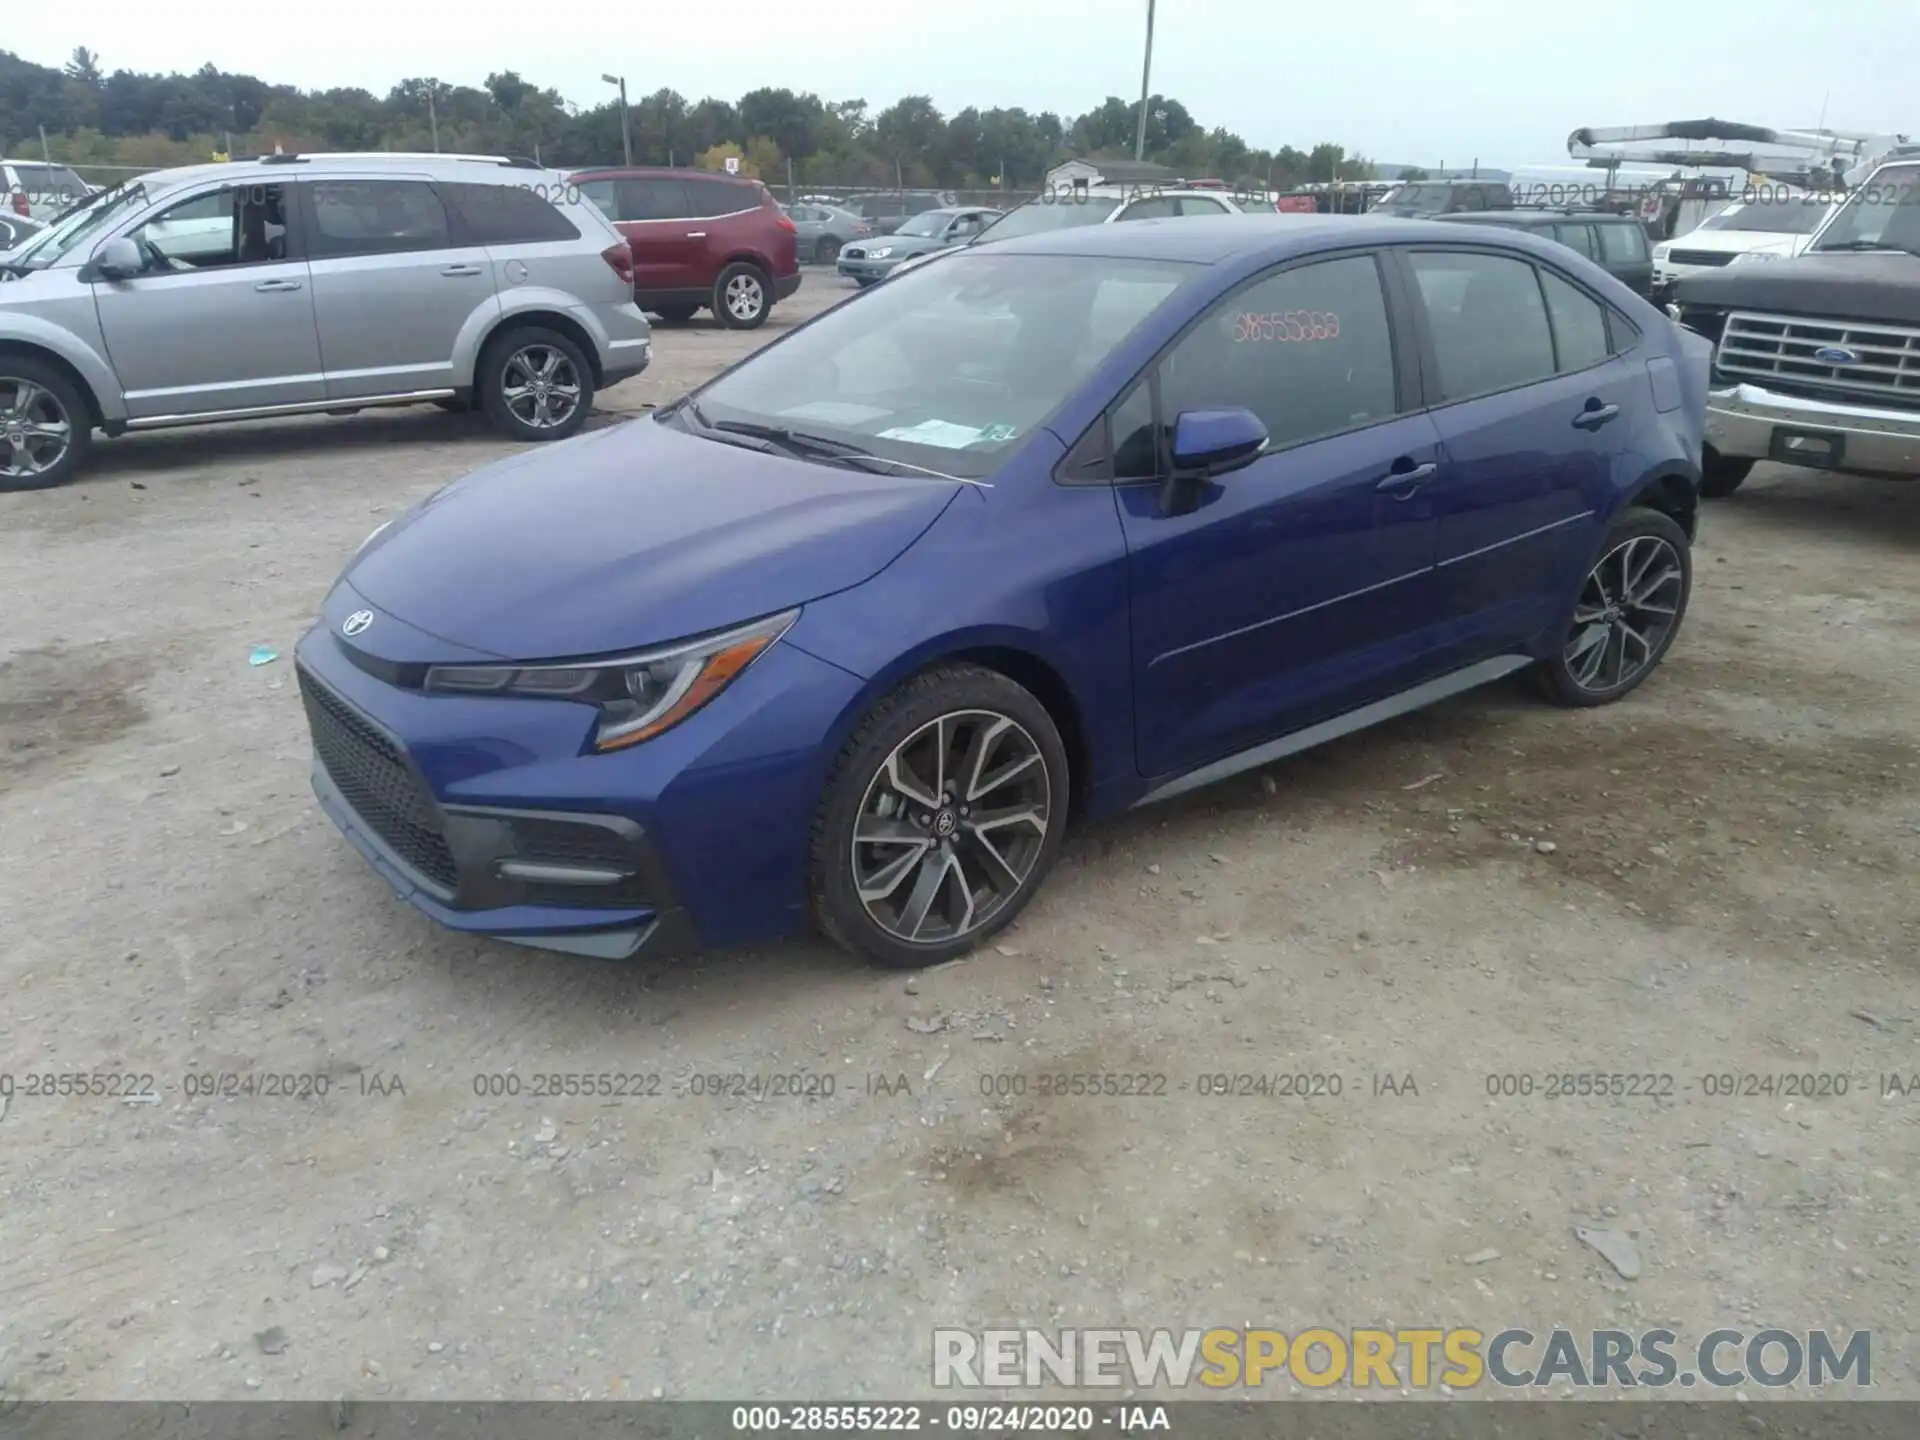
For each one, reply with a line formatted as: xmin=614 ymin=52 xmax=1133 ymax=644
xmin=440 ymin=182 xmax=581 ymax=244
xmin=683 ymin=177 xmax=759 ymax=218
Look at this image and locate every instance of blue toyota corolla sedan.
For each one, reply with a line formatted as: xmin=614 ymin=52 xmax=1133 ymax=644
xmin=297 ymin=214 xmax=1713 ymax=969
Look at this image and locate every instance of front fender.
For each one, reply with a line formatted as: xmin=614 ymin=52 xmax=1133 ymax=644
xmin=0 ymin=310 xmax=127 ymax=424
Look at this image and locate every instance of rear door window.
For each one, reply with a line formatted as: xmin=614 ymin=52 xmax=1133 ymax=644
xmin=615 ymin=179 xmax=690 ymax=221
xmin=576 ymin=178 xmax=618 ymax=222
xmin=1551 ymin=222 xmax=1597 ymax=259
xmin=1538 ymin=269 xmax=1610 ymax=373
xmin=306 ymin=179 xmax=452 ymax=258
xmin=1118 ymin=196 xmax=1180 ymax=221
xmin=1407 ymin=250 xmax=1557 ymax=400
xmin=1597 ymin=221 xmax=1648 ymax=263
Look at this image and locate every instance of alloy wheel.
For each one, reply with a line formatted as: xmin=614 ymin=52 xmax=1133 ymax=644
xmin=1563 ymin=533 xmax=1685 ymax=693
xmin=724 ymin=272 xmax=765 ymax=322
xmin=851 ymin=709 xmax=1051 ymax=946
xmin=500 ymin=346 xmax=581 ymax=430
xmin=0 ymin=377 xmax=73 ymax=480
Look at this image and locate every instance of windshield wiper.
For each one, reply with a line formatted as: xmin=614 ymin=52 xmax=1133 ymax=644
xmin=688 ymin=410 xmax=989 ymax=486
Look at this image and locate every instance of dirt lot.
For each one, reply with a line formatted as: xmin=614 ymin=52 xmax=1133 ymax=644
xmin=2 ymin=271 xmax=1917 ymax=1405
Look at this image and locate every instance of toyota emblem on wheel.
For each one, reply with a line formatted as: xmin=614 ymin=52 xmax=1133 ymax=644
xmin=342 ymin=610 xmax=374 ymax=637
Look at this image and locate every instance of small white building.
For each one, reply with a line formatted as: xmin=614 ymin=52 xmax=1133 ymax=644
xmin=1043 ymin=157 xmax=1183 ymax=191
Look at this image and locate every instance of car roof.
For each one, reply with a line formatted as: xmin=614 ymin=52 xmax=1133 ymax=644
xmin=1436 ymin=210 xmax=1636 ymax=227
xmin=981 ymin=212 xmax=1559 ymax=264
xmin=570 ymin=166 xmax=758 ymax=185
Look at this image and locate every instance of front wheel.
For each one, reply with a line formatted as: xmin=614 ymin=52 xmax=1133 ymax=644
xmin=1538 ymin=508 xmax=1692 ymax=708
xmin=713 ymin=262 xmax=771 ymax=329
xmin=814 ymin=237 xmax=841 ymax=265
xmin=810 ymin=665 xmax=1070 ymax=968
xmin=479 ymin=326 xmax=594 ymax=442
xmin=0 ymin=359 xmax=90 ymax=492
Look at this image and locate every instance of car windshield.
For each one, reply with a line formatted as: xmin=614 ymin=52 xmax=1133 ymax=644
xmin=895 ymin=211 xmax=948 ymax=237
xmin=679 ymin=251 xmax=1194 ymax=480
xmin=1813 ymin=165 xmax=1920 ymax=255
xmin=1700 ymin=198 xmax=1830 ymax=235
xmin=975 ymin=197 xmax=1122 ymax=241
xmin=4 ymin=179 xmax=153 ymax=269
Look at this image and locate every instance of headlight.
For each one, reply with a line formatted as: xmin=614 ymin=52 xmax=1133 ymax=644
xmin=1652 ymin=245 xmax=1671 ymax=261
xmin=1731 ymin=250 xmax=1778 ymax=264
xmin=868 ymin=245 xmax=894 ymax=259
xmin=422 ymin=608 xmax=798 ymax=752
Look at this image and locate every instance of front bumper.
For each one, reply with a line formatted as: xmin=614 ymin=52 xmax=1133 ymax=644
xmin=1706 ymin=381 xmax=1920 ymax=477
xmin=837 ymin=256 xmax=897 ymax=282
xmin=293 ymin=597 xmax=867 ymax=958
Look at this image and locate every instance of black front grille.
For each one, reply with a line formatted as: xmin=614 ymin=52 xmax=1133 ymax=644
xmin=298 ymin=666 xmax=458 ymax=892
xmin=1669 ymin=249 xmax=1737 ymax=267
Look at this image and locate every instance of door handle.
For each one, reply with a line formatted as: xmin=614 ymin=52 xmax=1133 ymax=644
xmin=253 ymin=278 xmax=302 ymax=292
xmin=1573 ymin=402 xmax=1621 ymax=430
xmin=1375 ymin=461 xmax=1437 ymax=497
xmin=685 ymin=231 xmax=707 ymax=239
xmin=439 ymin=263 xmax=484 ymax=277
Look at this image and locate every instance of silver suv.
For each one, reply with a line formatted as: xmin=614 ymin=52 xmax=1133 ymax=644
xmin=0 ymin=152 xmax=653 ymax=491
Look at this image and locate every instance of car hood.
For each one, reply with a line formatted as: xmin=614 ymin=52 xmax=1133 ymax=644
xmin=1665 ymin=230 xmax=1800 ymax=257
xmin=1674 ymin=250 xmax=1920 ymax=324
xmin=344 ymin=417 xmax=963 ymax=660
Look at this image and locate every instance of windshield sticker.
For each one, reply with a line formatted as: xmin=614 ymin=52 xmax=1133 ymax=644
xmin=976 ymin=423 xmax=1020 ymax=443
xmin=777 ymin=400 xmax=894 ymax=427
xmin=877 ymin=419 xmax=990 ymax=449
xmin=1234 ymin=311 xmax=1341 ymax=343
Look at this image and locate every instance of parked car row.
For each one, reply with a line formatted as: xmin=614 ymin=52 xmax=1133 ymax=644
xmin=296 ymin=210 xmax=1713 ymax=969
xmin=0 ymin=152 xmax=654 ymax=490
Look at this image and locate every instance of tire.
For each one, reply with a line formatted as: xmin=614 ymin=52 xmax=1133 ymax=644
xmin=1537 ymin=508 xmax=1692 ymax=709
xmin=713 ymin=262 xmax=771 ymax=330
xmin=813 ymin=236 xmax=841 ymax=265
xmin=478 ymin=326 xmax=594 ymax=443
xmin=1699 ymin=448 xmax=1753 ymax=498
xmin=0 ymin=357 xmax=90 ymax=492
xmin=809 ymin=664 xmax=1070 ymax=969
xmin=651 ymin=302 xmax=699 ymax=323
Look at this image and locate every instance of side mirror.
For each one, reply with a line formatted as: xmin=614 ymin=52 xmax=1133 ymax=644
xmin=92 ymin=236 xmax=143 ymax=281
xmin=1170 ymin=407 xmax=1268 ymax=477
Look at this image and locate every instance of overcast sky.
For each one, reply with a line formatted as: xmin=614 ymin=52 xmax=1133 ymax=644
xmin=14 ymin=0 xmax=1915 ymax=165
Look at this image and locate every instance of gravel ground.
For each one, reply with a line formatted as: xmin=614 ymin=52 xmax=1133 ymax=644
xmin=2 ymin=271 xmax=1917 ymax=1404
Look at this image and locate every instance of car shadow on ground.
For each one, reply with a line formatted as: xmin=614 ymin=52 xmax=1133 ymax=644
xmin=1715 ymin=467 xmax=1920 ymax=550
xmin=66 ymin=405 xmax=634 ymax=485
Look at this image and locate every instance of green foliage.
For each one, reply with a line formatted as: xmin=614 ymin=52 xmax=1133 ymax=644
xmin=0 ymin=50 xmax=1371 ymax=188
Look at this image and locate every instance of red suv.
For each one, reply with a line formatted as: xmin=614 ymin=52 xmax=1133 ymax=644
xmin=570 ymin=168 xmax=800 ymax=329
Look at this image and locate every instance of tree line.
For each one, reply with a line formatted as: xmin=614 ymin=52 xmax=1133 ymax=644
xmin=0 ymin=47 xmax=1376 ymax=191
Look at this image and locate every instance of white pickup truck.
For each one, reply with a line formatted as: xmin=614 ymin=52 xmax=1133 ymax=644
xmin=1670 ymin=157 xmax=1920 ymax=495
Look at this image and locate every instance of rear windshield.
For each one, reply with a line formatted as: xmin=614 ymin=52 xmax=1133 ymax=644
xmin=975 ymin=198 xmax=1122 ymax=241
xmin=7 ymin=163 xmax=88 ymax=204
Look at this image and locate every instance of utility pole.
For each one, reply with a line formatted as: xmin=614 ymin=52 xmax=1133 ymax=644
xmin=603 ymin=75 xmax=632 ymax=166
xmin=1132 ymin=0 xmax=1156 ymax=163
xmin=426 ymin=86 xmax=440 ymax=152
xmin=37 ymin=124 xmax=52 ymax=165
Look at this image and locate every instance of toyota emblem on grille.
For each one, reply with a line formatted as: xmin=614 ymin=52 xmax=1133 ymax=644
xmin=1813 ymin=345 xmax=1860 ymax=365
xmin=342 ymin=610 xmax=374 ymax=637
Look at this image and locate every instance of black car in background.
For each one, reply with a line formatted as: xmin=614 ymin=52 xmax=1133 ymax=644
xmin=1435 ymin=209 xmax=1655 ymax=298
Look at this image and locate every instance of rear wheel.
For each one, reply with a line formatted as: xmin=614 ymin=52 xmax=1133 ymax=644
xmin=810 ymin=665 xmax=1069 ymax=969
xmin=813 ymin=236 xmax=841 ymax=265
xmin=478 ymin=326 xmax=594 ymax=443
xmin=0 ymin=358 xmax=89 ymax=492
xmin=713 ymin=262 xmax=771 ymax=329
xmin=1538 ymin=508 xmax=1692 ymax=708
xmin=1699 ymin=448 xmax=1754 ymax=498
